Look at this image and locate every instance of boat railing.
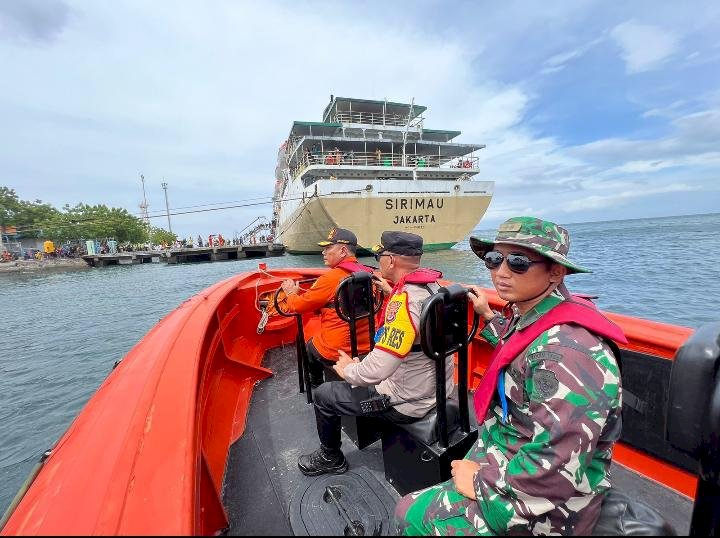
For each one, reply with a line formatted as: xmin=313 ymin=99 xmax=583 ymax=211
xmin=333 ymin=111 xmax=424 ymax=128
xmin=285 ymin=135 xmax=304 ymax=159
xmin=290 ymin=151 xmax=478 ymax=178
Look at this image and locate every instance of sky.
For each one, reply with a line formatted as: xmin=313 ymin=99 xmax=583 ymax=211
xmin=1 ymin=0 xmax=719 ymax=239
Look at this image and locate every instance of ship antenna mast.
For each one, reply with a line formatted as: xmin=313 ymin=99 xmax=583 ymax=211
xmin=402 ymin=97 xmax=415 ymax=168
xmin=139 ymin=173 xmax=150 ymax=225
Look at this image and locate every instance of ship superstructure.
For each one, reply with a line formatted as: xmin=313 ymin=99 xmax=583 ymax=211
xmin=273 ymin=96 xmax=493 ymax=253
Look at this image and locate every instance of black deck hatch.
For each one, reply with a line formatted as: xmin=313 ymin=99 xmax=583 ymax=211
xmin=289 ymin=469 xmax=396 ymax=536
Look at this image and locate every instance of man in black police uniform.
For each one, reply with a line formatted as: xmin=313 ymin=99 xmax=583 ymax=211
xmin=297 ymin=231 xmax=452 ymax=476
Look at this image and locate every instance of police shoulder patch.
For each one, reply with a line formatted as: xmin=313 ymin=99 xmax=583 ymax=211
xmin=376 ymin=291 xmax=416 ymax=358
xmin=527 ymin=350 xmax=562 ymax=363
xmin=532 ymin=369 xmax=560 ymax=400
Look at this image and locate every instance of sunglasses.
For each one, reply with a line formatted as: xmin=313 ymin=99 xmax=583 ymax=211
xmin=374 ymin=253 xmax=393 ymax=262
xmin=483 ymin=251 xmax=546 ymax=274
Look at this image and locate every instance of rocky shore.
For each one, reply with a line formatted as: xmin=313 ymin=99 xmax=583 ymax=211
xmin=0 ymin=258 xmax=89 ymax=274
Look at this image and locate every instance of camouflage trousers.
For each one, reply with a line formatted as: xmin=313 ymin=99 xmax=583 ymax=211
xmin=394 ymin=479 xmax=493 ymax=536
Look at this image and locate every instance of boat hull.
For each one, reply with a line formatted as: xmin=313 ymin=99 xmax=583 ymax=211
xmin=0 ymin=268 xmax=699 ymax=535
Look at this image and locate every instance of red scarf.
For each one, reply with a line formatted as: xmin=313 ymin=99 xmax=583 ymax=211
xmin=336 ymin=259 xmax=375 ymax=273
xmin=378 ymin=268 xmax=442 ymax=323
xmin=473 ymin=297 xmax=627 ymax=423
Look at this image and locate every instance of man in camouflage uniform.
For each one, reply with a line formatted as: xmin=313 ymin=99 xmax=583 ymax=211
xmin=395 ymin=216 xmax=624 ymax=536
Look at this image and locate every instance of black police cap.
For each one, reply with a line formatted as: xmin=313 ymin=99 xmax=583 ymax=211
xmin=317 ymin=227 xmax=357 ymax=247
xmin=371 ymin=231 xmax=424 ymax=256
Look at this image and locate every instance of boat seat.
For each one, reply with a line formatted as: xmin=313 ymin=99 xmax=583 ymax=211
xmin=330 ymin=271 xmax=385 ymax=450
xmin=592 ymin=489 xmax=676 ymax=536
xmin=381 ymin=397 xmax=477 ymax=496
xmin=392 ymin=397 xmax=461 ymax=446
xmin=380 ymin=284 xmax=479 ymax=495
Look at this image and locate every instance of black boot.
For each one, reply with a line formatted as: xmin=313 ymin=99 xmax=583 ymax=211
xmin=297 ymin=445 xmax=348 ymax=476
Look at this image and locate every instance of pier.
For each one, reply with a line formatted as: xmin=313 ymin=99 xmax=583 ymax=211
xmin=82 ymin=243 xmax=286 ymax=268
xmin=82 ymin=252 xmax=162 ymax=267
xmin=164 ymin=243 xmax=285 ymax=264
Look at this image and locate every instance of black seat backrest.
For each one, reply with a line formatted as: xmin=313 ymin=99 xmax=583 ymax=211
xmin=666 ymin=322 xmax=720 ymax=458
xmin=334 ymin=271 xmax=380 ymax=357
xmin=418 ymin=284 xmax=479 ymax=447
xmin=666 ymin=321 xmax=720 ymax=536
xmin=592 ymin=322 xmax=720 ymax=537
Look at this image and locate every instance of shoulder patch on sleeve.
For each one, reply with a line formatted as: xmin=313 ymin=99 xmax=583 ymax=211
xmin=532 ymin=369 xmax=559 ymax=399
xmin=376 ymin=291 xmax=416 ymax=358
xmin=527 ymin=350 xmax=563 ymax=363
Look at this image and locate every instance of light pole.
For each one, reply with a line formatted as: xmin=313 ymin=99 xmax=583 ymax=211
xmin=161 ymin=181 xmax=172 ymax=234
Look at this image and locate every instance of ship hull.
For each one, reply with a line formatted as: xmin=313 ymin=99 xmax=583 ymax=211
xmin=278 ymin=180 xmax=492 ymax=254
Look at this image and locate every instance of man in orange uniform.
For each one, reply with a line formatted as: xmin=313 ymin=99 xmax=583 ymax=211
xmin=281 ymin=228 xmax=373 ymax=387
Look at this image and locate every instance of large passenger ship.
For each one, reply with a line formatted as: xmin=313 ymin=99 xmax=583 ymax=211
xmin=273 ymin=96 xmax=493 ymax=254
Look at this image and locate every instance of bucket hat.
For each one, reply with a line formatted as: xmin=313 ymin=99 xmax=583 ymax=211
xmin=469 ymin=216 xmax=589 ymax=274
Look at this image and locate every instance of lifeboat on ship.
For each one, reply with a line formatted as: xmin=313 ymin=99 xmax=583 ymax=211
xmin=1 ymin=267 xmax=719 ymax=536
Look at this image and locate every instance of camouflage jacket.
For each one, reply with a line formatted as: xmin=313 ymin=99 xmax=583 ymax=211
xmin=466 ymin=287 xmax=623 ymax=535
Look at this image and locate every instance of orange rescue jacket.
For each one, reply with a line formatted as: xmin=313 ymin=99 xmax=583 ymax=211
xmin=284 ymin=257 xmax=372 ymax=361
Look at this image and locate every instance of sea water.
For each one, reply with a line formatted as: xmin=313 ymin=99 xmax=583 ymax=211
xmin=1 ymin=212 xmax=719 ymax=515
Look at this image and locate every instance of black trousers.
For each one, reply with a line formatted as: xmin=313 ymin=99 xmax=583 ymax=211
xmin=312 ymin=381 xmax=419 ymax=451
xmin=306 ymin=338 xmax=336 ymax=385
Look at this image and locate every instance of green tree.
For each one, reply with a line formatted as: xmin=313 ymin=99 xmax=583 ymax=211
xmin=2 ymin=186 xmax=151 ymax=244
xmin=150 ymin=227 xmax=177 ymax=246
xmin=0 ymin=187 xmax=59 ymax=238
xmin=0 ymin=187 xmax=20 ymax=237
xmin=40 ymin=204 xmax=149 ymax=243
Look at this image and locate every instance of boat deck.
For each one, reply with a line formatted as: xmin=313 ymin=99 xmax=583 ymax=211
xmin=222 ymin=346 xmax=693 ymax=536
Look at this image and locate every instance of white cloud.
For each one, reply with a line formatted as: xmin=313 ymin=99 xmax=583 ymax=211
xmin=1 ymin=1 xmax=718 ymax=236
xmin=2 ymin=0 xmax=542 ymax=237
xmin=611 ymin=20 xmax=679 ymax=73
xmin=562 ymin=183 xmax=700 ymax=212
xmin=0 ymin=0 xmax=70 ymax=43
xmin=642 ymin=100 xmax=688 ymax=118
xmin=541 ymin=37 xmax=603 ymax=75
xmin=612 ymin=153 xmax=720 ymax=174
xmin=539 ymin=65 xmax=565 ymax=75
xmin=613 ymin=160 xmax=675 ymax=174
xmin=570 ymin=109 xmax=720 ymax=165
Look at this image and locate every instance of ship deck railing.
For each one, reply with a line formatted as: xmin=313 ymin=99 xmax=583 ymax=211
xmin=290 ymin=152 xmax=479 ymax=179
xmin=332 ymin=111 xmax=424 ymax=127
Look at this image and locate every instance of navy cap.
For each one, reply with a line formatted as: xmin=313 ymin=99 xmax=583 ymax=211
xmin=317 ymin=227 xmax=357 ymax=247
xmin=371 ymin=231 xmax=424 ymax=256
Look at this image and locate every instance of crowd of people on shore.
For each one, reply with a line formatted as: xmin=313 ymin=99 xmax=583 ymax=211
xmin=1 ymin=242 xmax=86 ymax=262
xmin=0 ymin=231 xmax=276 ymax=263
xmin=192 ymin=233 xmax=273 ymax=248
